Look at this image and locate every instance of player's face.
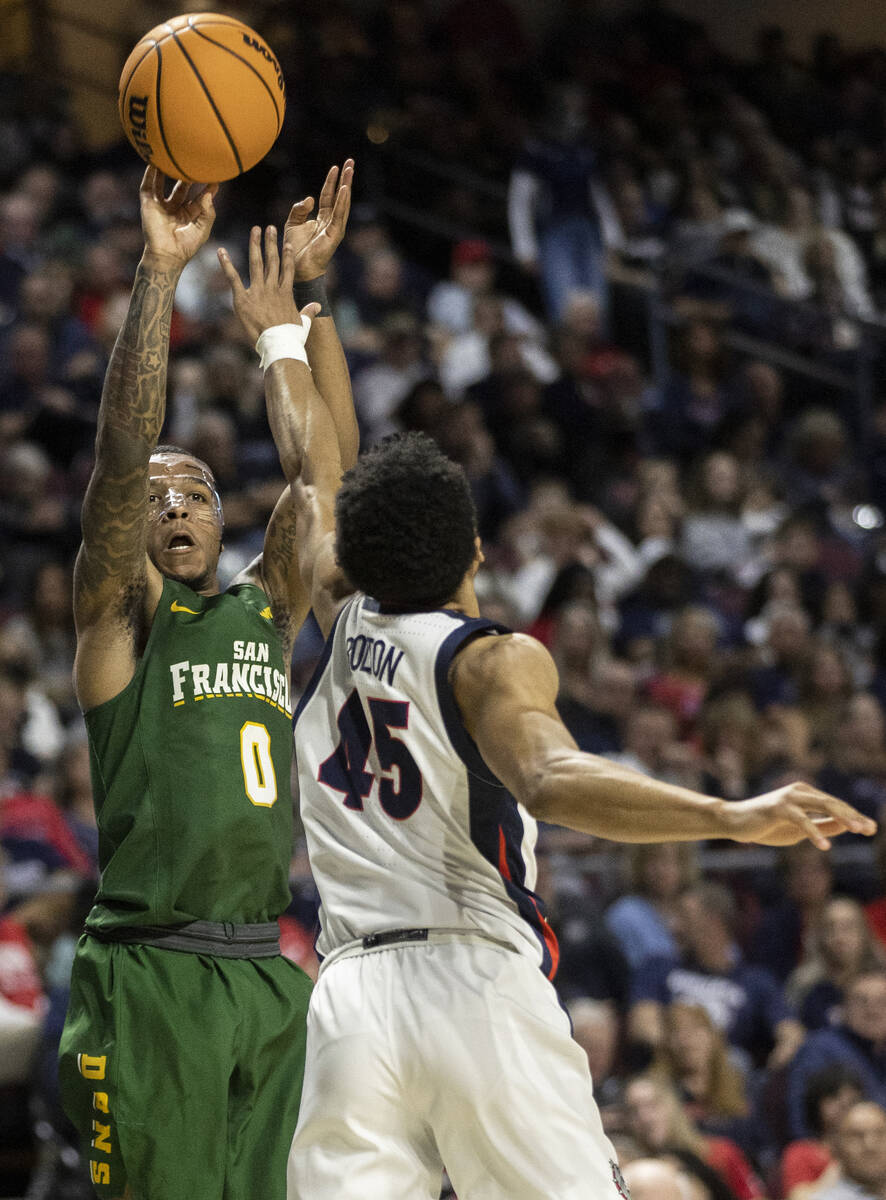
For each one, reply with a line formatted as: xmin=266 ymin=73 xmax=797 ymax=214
xmin=146 ymin=454 xmax=223 ymax=588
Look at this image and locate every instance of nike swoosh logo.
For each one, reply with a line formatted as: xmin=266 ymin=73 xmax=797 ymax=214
xmin=170 ymin=601 xmax=200 ymax=615
xmin=260 ymin=606 xmax=273 ymax=619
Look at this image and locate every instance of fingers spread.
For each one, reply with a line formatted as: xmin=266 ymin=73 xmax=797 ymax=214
xmin=285 ymin=197 xmax=314 ymax=227
xmin=280 ymin=242 xmax=296 ymax=291
xmin=793 ymin=783 xmax=876 ymax=835
xmin=264 ymin=225 xmax=279 ymax=282
xmin=329 ymin=182 xmax=352 ymax=236
xmin=247 ymin=225 xmax=262 ymax=287
xmin=163 ymin=179 xmax=189 ymax=213
xmin=785 ymin=804 xmax=831 ymax=851
xmin=318 ymin=165 xmax=340 ymax=216
xmin=216 ymin=247 xmax=244 ymax=296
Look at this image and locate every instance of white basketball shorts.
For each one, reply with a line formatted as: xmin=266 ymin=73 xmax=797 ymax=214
xmin=287 ymin=932 xmax=627 ymax=1199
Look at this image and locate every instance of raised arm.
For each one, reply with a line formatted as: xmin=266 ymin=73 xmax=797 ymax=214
xmin=284 ymin=160 xmax=358 ymax=470
xmin=452 ymin=632 xmax=876 ymax=848
xmin=74 ymin=168 xmax=217 ymax=709
xmin=218 ymin=228 xmax=352 ymax=648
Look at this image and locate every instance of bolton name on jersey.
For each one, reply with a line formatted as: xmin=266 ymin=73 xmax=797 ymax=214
xmin=294 ymin=596 xmax=559 ymax=977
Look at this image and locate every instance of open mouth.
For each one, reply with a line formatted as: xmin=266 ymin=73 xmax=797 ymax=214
xmin=165 ymin=533 xmax=196 ymax=553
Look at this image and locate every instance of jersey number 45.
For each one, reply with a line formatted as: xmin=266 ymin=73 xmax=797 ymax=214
xmin=318 ymin=689 xmax=422 ymax=820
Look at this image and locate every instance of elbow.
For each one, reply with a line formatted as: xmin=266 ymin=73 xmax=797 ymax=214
xmin=520 ymin=758 xmax=563 ymax=824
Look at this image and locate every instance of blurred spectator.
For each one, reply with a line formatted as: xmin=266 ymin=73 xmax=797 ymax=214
xmin=817 ymin=693 xmax=886 ymax=826
xmin=750 ymin=843 xmax=834 ymax=983
xmin=568 ymin=997 xmax=623 ymax=1119
xmin=608 ymin=703 xmax=701 ymax=791
xmin=647 ymin=321 xmax=733 ymax=463
xmin=352 ymin=312 xmax=430 ymax=442
xmin=508 ymin=82 xmax=611 ymax=321
xmin=426 ymin=238 xmax=540 ymax=338
xmin=621 ymin=1157 xmax=689 ymax=1200
xmin=787 ymin=970 xmax=886 ymax=1138
xmin=787 ymin=896 xmax=886 ymax=1030
xmin=782 ymin=410 xmax=854 ymax=510
xmin=681 ymin=452 xmax=753 ymax=578
xmin=645 ymin=606 xmax=720 ymax=734
xmin=865 ymin=826 xmax=886 ymax=950
xmin=624 ymin=1074 xmax=765 ymax=1200
xmin=606 ymin=843 xmax=698 ymax=971
xmin=780 ymin=1065 xmax=866 ymax=1200
xmin=651 ymin=1002 xmax=752 ymax=1133
xmin=438 ymin=292 xmax=557 ymax=397
xmin=816 ymin=1101 xmax=886 ymax=1200
xmin=1 ymin=558 xmax=76 ymax=716
xmin=629 ymin=882 xmax=803 ymax=1069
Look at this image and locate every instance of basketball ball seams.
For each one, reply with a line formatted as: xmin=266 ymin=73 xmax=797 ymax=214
xmin=189 ymin=26 xmax=283 ymax=132
xmin=155 ymin=45 xmax=193 ymax=181
xmin=170 ymin=29 xmax=243 ymax=175
xmin=119 ymin=41 xmax=159 ymax=122
xmin=119 ymin=13 xmax=285 ymax=181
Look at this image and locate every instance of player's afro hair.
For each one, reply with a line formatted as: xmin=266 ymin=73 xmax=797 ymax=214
xmin=335 ymin=432 xmax=478 ymax=609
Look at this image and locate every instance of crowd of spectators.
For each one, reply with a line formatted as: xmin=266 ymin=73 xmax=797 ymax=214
xmin=8 ymin=1 xmax=886 ymax=1197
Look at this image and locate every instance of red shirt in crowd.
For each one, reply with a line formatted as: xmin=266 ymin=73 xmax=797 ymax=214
xmin=780 ymin=1139 xmax=832 ymax=1197
xmin=706 ymin=1136 xmax=766 ymax=1200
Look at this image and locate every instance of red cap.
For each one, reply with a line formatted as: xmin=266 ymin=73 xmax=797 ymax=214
xmin=452 ymin=239 xmax=492 ymax=268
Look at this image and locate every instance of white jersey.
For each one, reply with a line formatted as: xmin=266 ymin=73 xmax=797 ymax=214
xmin=294 ymin=595 xmax=559 ymax=976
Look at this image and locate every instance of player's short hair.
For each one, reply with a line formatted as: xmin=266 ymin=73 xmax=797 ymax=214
xmin=335 ymin=432 xmax=478 ymax=609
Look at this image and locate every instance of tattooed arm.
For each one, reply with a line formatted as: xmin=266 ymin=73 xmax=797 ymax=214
xmin=74 ymin=168 xmax=217 ymax=710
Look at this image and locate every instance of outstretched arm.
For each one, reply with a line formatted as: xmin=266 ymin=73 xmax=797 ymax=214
xmin=285 ymin=160 xmax=358 ymax=470
xmin=452 ymin=632 xmax=877 ymax=848
xmin=219 ymin=229 xmax=352 ymax=649
xmin=74 ymin=168 xmax=217 ymax=710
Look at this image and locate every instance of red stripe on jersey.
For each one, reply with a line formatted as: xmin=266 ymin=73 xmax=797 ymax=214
xmin=497 ymin=825 xmax=512 ymax=881
xmin=529 ymin=895 xmax=560 ymax=981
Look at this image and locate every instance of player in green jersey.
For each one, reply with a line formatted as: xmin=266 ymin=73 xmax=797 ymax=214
xmin=58 ymin=162 xmax=357 ymax=1200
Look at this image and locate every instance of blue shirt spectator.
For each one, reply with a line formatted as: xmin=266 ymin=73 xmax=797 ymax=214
xmin=628 ymin=883 xmax=801 ymax=1067
xmin=788 ymin=971 xmax=886 ymax=1138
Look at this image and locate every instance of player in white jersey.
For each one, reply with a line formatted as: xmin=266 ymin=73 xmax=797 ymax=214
xmin=220 ymin=235 xmax=877 ymax=1200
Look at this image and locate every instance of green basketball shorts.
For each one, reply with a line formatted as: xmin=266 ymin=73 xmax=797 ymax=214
xmin=58 ymin=934 xmax=312 ymax=1200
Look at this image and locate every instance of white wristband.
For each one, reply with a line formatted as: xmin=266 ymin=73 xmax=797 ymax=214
xmin=255 ymin=319 xmax=312 ymax=371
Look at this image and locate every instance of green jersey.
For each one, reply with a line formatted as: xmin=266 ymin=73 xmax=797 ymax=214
xmin=85 ymin=577 xmax=294 ymax=932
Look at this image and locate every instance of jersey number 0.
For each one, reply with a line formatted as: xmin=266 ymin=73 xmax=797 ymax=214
xmin=318 ymin=689 xmax=423 ymax=820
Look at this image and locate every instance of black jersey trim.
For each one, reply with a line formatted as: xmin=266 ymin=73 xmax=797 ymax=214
xmin=292 ymin=600 xmax=351 ymax=725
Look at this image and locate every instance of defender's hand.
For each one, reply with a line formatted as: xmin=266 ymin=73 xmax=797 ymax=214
xmin=727 ymin=781 xmax=876 ymax=850
xmin=218 ymin=225 xmax=317 ymax=343
xmin=283 ymin=159 xmax=354 ymax=281
xmin=139 ymin=166 xmax=218 ymax=272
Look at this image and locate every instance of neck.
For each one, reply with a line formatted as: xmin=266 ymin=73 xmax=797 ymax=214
xmin=444 ymin=577 xmax=480 ymax=618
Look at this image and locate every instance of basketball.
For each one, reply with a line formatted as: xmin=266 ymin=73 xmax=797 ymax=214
xmin=118 ymin=12 xmax=285 ymax=183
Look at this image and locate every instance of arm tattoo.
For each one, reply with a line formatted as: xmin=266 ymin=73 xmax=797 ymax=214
xmin=78 ymin=261 xmax=179 ymax=598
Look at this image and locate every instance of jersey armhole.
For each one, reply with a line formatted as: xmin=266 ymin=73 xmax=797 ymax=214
xmin=292 ymin=598 xmax=353 ymax=724
xmin=433 ymin=621 xmax=508 ymax=788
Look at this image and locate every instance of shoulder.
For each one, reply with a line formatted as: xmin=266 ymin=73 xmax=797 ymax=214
xmin=795 ymin=1026 xmax=854 ymax=1061
xmin=606 ymin=895 xmax=655 ymax=923
xmin=451 ymin=630 xmax=555 ymax=690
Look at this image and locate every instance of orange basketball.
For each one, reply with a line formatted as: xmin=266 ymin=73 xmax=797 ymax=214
xmin=118 ymin=12 xmax=285 ymax=183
